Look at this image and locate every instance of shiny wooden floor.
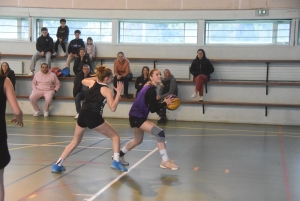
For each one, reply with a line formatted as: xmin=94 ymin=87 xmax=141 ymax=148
xmin=4 ymin=115 xmax=300 ymax=201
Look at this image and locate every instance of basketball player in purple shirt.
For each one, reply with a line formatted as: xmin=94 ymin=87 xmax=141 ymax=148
xmin=117 ymin=69 xmax=179 ymax=170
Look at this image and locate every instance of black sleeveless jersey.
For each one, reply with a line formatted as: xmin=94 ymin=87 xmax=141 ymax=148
xmin=81 ymin=81 xmax=108 ymax=115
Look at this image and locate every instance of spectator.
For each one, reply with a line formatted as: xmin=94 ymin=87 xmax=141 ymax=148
xmin=0 ymin=62 xmax=16 ymax=90
xmin=73 ymin=48 xmax=92 ymax=75
xmin=190 ymin=49 xmax=214 ymax=101
xmin=52 ymin=19 xmax=69 ymax=57
xmin=157 ymin=69 xmax=178 ymax=123
xmin=29 ymin=27 xmax=53 ymax=75
xmin=65 ymin=30 xmax=85 ymax=69
xmin=73 ymin=64 xmax=91 ymax=119
xmin=113 ymin=52 xmax=133 ymax=98
xmin=135 ymin=66 xmax=149 ymax=97
xmin=29 ymin=63 xmax=61 ymax=117
xmin=85 ymin=37 xmax=96 ymax=60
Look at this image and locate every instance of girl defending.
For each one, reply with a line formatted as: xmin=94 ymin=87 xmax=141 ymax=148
xmin=52 ymin=66 xmax=127 ymax=173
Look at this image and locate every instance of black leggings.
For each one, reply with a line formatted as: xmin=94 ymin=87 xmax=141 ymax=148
xmin=54 ymin=40 xmax=66 ymax=52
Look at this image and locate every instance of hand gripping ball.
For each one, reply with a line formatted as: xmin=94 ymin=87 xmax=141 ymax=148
xmin=166 ymin=95 xmax=180 ymax=110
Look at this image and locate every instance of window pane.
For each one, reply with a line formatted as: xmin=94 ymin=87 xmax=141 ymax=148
xmin=119 ymin=21 xmax=197 ymax=44
xmin=0 ymin=18 xmax=29 ymax=40
xmin=205 ymin=20 xmax=291 ymax=45
xmin=37 ymin=19 xmax=112 ymax=42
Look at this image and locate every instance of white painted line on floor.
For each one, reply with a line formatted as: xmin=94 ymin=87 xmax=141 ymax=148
xmin=85 ymin=147 xmax=159 ymax=201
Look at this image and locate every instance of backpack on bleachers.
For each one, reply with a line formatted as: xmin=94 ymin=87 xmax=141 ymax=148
xmin=50 ymin=67 xmax=62 ymax=77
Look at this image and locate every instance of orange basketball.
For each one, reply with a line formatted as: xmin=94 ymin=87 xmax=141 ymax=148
xmin=166 ymin=95 xmax=180 ymax=110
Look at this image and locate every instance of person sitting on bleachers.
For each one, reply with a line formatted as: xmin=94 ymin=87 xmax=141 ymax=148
xmin=135 ymin=66 xmax=149 ymax=97
xmin=0 ymin=62 xmax=16 ymax=90
xmin=113 ymin=52 xmax=133 ymax=98
xmin=65 ymin=30 xmax=85 ymax=69
xmin=29 ymin=27 xmax=53 ymax=76
xmin=52 ymin=19 xmax=69 ymax=57
xmin=73 ymin=64 xmax=91 ymax=119
xmin=156 ymin=68 xmax=178 ymax=123
xmin=29 ymin=63 xmax=60 ymax=117
xmin=190 ymin=49 xmax=214 ymax=101
xmin=73 ymin=48 xmax=92 ymax=75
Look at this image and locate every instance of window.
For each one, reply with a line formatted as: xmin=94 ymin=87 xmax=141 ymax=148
xmin=0 ymin=18 xmax=29 ymax=40
xmin=205 ymin=20 xmax=291 ymax=45
xmin=298 ymin=20 xmax=300 ymax=45
xmin=119 ymin=21 xmax=197 ymax=44
xmin=36 ymin=19 xmax=112 ymax=42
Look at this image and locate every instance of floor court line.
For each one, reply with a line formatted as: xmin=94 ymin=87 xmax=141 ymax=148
xmin=6 ymin=119 xmax=300 ymax=135
xmin=85 ymin=146 xmax=159 ymax=201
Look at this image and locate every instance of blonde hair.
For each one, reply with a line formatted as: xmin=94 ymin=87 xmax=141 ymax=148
xmin=94 ymin=65 xmax=112 ymax=81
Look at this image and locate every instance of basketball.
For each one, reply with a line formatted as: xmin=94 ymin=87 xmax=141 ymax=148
xmin=166 ymin=95 xmax=180 ymax=110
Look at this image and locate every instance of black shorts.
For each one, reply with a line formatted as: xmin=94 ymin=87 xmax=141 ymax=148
xmin=77 ymin=110 xmax=105 ymax=129
xmin=129 ymin=116 xmax=147 ymax=128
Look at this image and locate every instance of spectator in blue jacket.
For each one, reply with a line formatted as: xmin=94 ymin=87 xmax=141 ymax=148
xmin=65 ymin=30 xmax=85 ymax=69
xmin=29 ymin=27 xmax=53 ymax=75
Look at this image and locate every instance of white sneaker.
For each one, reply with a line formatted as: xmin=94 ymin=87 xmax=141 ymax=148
xmin=199 ymin=96 xmax=203 ymax=101
xmin=64 ymin=52 xmax=68 ymax=57
xmin=28 ymin=71 xmax=34 ymax=76
xmin=44 ymin=111 xmax=49 ymax=117
xmin=191 ymin=92 xmax=197 ymax=98
xmin=52 ymin=52 xmax=57 ymax=56
xmin=74 ymin=113 xmax=79 ymax=119
xmin=33 ymin=111 xmax=41 ymax=116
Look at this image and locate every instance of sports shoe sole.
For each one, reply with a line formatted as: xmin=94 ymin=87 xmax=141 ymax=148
xmin=159 ymin=164 xmax=179 ymax=170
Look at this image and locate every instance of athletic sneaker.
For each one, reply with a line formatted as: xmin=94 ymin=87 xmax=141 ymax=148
xmin=111 ymin=160 xmax=128 ymax=172
xmin=33 ymin=111 xmax=42 ymax=116
xmin=191 ymin=92 xmax=197 ymax=98
xmin=199 ymin=96 xmax=203 ymax=101
xmin=52 ymin=52 xmax=57 ymax=56
xmin=52 ymin=164 xmax=66 ymax=173
xmin=44 ymin=111 xmax=49 ymax=117
xmin=28 ymin=71 xmax=34 ymax=76
xmin=111 ymin=156 xmax=129 ymax=166
xmin=160 ymin=160 xmax=179 ymax=170
xmin=74 ymin=113 xmax=79 ymax=119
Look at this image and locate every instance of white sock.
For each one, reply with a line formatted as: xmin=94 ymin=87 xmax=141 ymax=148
xmin=121 ymin=146 xmax=129 ymax=154
xmin=56 ymin=158 xmax=64 ymax=166
xmin=113 ymin=153 xmax=120 ymax=162
xmin=159 ymin=149 xmax=169 ymax=162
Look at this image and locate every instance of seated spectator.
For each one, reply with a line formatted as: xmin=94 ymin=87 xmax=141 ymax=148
xmin=29 ymin=63 xmax=60 ymax=117
xmin=52 ymin=19 xmax=69 ymax=56
xmin=73 ymin=64 xmax=91 ymax=119
xmin=113 ymin=52 xmax=133 ymax=98
xmin=29 ymin=27 xmax=53 ymax=75
xmin=190 ymin=49 xmax=214 ymax=101
xmin=73 ymin=48 xmax=92 ymax=75
xmin=157 ymin=69 xmax=178 ymax=123
xmin=65 ymin=30 xmax=85 ymax=69
xmin=0 ymin=62 xmax=16 ymax=90
xmin=85 ymin=37 xmax=96 ymax=60
xmin=135 ymin=66 xmax=149 ymax=97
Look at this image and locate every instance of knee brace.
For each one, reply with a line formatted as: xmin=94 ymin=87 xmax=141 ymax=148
xmin=151 ymin=126 xmax=165 ymax=142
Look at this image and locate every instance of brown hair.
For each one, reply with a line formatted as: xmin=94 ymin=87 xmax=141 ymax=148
xmin=95 ymin=65 xmax=112 ymax=81
xmin=146 ymin=69 xmax=162 ymax=86
xmin=0 ymin=62 xmax=11 ymax=76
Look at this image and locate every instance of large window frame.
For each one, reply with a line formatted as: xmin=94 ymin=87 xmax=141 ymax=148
xmin=0 ymin=17 xmax=29 ymax=41
xmin=119 ymin=20 xmax=198 ymax=44
xmin=35 ymin=18 xmax=112 ymax=43
xmin=205 ymin=20 xmax=292 ymax=45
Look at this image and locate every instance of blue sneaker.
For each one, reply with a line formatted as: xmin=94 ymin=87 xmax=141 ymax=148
xmin=111 ymin=160 xmax=128 ymax=172
xmin=52 ymin=164 xmax=66 ymax=173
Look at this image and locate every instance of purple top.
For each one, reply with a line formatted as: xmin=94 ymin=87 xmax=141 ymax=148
xmin=129 ymin=85 xmax=153 ymax=119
